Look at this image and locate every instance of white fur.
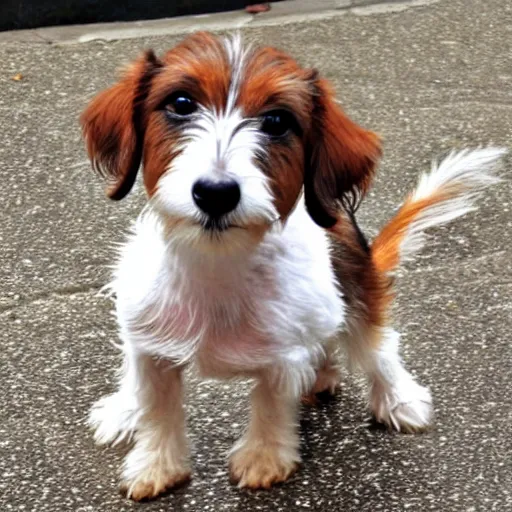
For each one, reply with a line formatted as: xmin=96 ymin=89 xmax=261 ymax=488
xmin=399 ymin=147 xmax=506 ymax=261
xmin=229 ymin=373 xmax=300 ymax=488
xmin=223 ymin=33 xmax=250 ymax=114
xmin=111 ymin=199 xmax=343 ymax=384
xmin=367 ymin=329 xmax=432 ymax=432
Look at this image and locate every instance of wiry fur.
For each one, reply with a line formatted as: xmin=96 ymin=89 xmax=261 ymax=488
xmin=80 ymin=32 xmax=507 ymax=500
xmin=372 ymin=148 xmax=505 ymax=273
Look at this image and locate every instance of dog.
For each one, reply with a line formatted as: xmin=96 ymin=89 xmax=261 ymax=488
xmin=81 ymin=32 xmax=505 ymax=500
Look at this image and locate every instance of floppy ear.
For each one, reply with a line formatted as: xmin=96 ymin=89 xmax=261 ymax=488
xmin=80 ymin=51 xmax=161 ymax=200
xmin=304 ymin=77 xmax=382 ymax=228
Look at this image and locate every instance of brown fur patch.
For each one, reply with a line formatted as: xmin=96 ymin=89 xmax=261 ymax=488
xmin=237 ymin=47 xmax=312 ymax=122
xmin=80 ymin=51 xmax=160 ymax=200
xmin=142 ymin=33 xmax=233 ymax=196
xmin=329 ymin=212 xmax=393 ymax=331
xmin=330 ymin=189 xmax=461 ymax=339
xmin=261 ymin=140 xmax=306 ymax=219
xmin=148 ymin=32 xmax=230 ymax=113
xmin=142 ymin=114 xmax=182 ymax=196
xmin=305 ymin=78 xmax=382 ymax=228
xmin=371 ymin=190 xmax=455 ymax=274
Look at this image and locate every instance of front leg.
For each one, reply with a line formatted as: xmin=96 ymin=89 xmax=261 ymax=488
xmin=229 ymin=372 xmax=300 ymax=489
xmin=302 ymin=339 xmax=341 ymax=404
xmin=122 ymin=354 xmax=190 ymax=500
xmin=91 ymin=349 xmax=191 ymax=501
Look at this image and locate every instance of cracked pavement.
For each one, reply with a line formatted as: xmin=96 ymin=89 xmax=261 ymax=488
xmin=0 ymin=0 xmax=511 ymax=510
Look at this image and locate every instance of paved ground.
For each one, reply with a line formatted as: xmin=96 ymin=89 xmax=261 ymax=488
xmin=1 ymin=0 xmax=511 ymax=510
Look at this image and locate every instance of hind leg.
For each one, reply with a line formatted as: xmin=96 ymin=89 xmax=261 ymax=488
xmin=345 ymin=326 xmax=433 ymax=432
xmin=302 ymin=340 xmax=341 ymax=404
xmin=311 ymin=359 xmax=341 ymax=396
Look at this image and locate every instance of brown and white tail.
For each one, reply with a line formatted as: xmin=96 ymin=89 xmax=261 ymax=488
xmin=371 ymin=148 xmax=507 ymax=274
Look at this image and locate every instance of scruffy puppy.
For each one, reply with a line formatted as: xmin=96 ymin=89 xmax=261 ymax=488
xmin=81 ymin=32 xmax=505 ymax=500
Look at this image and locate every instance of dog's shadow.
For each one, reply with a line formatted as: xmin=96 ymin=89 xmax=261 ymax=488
xmin=299 ymin=387 xmax=375 ymax=464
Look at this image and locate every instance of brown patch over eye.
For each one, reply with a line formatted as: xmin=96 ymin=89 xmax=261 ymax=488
xmin=141 ymin=32 xmax=233 ymax=196
xmin=149 ymin=32 xmax=231 ymax=113
xmin=235 ymin=47 xmax=315 ymax=220
xmin=237 ymin=47 xmax=312 ymax=124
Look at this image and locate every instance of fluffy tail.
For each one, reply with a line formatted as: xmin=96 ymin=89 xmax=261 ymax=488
xmin=372 ymin=148 xmax=507 ymax=274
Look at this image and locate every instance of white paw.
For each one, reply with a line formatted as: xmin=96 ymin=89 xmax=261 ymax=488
xmin=120 ymin=426 xmax=191 ymax=500
xmin=371 ymin=380 xmax=433 ymax=433
xmin=229 ymin=441 xmax=299 ymax=489
xmin=121 ymin=464 xmax=191 ymax=501
xmin=88 ymin=393 xmax=140 ymax=445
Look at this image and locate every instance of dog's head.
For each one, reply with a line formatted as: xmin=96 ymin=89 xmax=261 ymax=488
xmin=81 ymin=32 xmax=381 ymax=251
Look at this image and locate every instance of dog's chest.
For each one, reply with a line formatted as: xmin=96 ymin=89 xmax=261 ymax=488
xmin=114 ymin=211 xmax=344 ymax=371
xmin=160 ymin=263 xmax=277 ymax=373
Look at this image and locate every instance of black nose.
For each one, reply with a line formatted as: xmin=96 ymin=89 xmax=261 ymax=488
xmin=192 ymin=179 xmax=241 ymax=217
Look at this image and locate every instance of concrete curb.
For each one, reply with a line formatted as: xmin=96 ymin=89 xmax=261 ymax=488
xmin=0 ymin=0 xmax=441 ymax=45
xmin=0 ymin=0 xmax=281 ymax=32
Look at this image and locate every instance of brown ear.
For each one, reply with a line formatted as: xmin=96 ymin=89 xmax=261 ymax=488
xmin=80 ymin=51 xmax=161 ymax=200
xmin=304 ymin=77 xmax=382 ymax=228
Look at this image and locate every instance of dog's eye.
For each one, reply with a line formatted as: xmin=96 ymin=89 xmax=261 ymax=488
xmin=165 ymin=93 xmax=197 ymax=118
xmin=260 ymin=110 xmax=297 ymax=138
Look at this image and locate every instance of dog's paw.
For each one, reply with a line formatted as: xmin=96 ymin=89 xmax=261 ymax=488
xmin=229 ymin=442 xmax=299 ymax=489
xmin=88 ymin=393 xmax=139 ymax=445
xmin=121 ymin=466 xmax=191 ymax=501
xmin=371 ymin=380 xmax=433 ymax=433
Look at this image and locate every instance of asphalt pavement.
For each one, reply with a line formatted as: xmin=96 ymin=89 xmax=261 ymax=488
xmin=0 ymin=0 xmax=511 ymax=510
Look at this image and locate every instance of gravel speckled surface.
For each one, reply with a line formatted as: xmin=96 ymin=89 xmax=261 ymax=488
xmin=1 ymin=0 xmax=511 ymax=510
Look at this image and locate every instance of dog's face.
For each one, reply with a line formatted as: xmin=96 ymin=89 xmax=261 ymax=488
xmin=81 ymin=32 xmax=381 ymax=251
